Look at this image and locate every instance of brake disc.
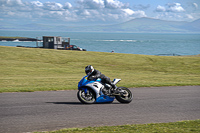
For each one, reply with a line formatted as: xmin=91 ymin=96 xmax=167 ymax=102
xmin=122 ymin=90 xmax=129 ymax=97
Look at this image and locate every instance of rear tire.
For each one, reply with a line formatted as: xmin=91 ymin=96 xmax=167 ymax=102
xmin=77 ymin=89 xmax=96 ymax=104
xmin=115 ymin=87 xmax=133 ymax=103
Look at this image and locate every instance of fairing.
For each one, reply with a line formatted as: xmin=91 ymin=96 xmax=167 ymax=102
xmin=78 ymin=76 xmax=115 ymax=103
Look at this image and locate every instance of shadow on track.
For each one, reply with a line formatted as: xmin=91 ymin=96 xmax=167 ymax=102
xmin=46 ymin=102 xmax=120 ymax=105
xmin=46 ymin=102 xmax=82 ymax=105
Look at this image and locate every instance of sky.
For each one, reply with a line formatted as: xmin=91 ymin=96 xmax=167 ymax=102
xmin=0 ymin=0 xmax=200 ymax=26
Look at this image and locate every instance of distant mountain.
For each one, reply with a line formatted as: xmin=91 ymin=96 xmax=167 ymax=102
xmin=191 ymin=18 xmax=200 ymax=26
xmin=107 ymin=17 xmax=189 ymax=32
xmin=0 ymin=17 xmax=200 ymax=33
xmin=182 ymin=18 xmax=200 ymax=32
xmin=89 ymin=17 xmax=200 ymax=33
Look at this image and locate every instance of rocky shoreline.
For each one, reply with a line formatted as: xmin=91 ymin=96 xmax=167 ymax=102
xmin=0 ymin=36 xmax=39 ymax=41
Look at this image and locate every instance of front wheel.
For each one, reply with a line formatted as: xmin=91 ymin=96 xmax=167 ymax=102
xmin=115 ymin=87 xmax=133 ymax=103
xmin=77 ymin=89 xmax=96 ymax=104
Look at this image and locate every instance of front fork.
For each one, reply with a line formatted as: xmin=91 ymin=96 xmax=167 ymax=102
xmin=79 ymin=88 xmax=92 ymax=97
xmin=78 ymin=87 xmax=87 ymax=93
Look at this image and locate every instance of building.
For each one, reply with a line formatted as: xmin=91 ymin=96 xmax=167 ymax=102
xmin=42 ymin=36 xmax=70 ymax=49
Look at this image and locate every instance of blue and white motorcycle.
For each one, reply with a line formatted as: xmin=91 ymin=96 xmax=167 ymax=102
xmin=77 ymin=76 xmax=133 ymax=104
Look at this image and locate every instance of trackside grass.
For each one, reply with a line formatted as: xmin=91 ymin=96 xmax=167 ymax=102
xmin=0 ymin=46 xmax=200 ymax=92
xmin=35 ymin=120 xmax=200 ymax=133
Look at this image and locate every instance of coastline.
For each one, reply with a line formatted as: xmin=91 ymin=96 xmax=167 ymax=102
xmin=0 ymin=36 xmax=39 ymax=41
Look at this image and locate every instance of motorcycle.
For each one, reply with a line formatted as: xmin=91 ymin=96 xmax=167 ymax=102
xmin=77 ymin=75 xmax=133 ymax=104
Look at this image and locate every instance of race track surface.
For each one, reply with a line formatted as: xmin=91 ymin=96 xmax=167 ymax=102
xmin=0 ymin=86 xmax=200 ymax=133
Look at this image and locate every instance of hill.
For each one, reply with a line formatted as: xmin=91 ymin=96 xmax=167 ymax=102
xmin=0 ymin=46 xmax=200 ymax=92
xmin=182 ymin=18 xmax=200 ymax=31
xmin=60 ymin=17 xmax=200 ymax=32
xmin=105 ymin=17 xmax=190 ymax=32
xmin=0 ymin=17 xmax=200 ymax=33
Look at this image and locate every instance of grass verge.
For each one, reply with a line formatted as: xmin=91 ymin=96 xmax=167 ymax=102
xmin=34 ymin=120 xmax=200 ymax=133
xmin=0 ymin=46 xmax=200 ymax=92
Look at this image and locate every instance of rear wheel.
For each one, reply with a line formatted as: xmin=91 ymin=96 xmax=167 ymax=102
xmin=77 ymin=89 xmax=96 ymax=104
xmin=115 ymin=87 xmax=133 ymax=103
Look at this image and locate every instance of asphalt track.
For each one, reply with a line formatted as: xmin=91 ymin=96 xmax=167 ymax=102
xmin=0 ymin=86 xmax=200 ymax=133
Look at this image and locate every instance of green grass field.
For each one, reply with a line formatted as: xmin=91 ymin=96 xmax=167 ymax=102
xmin=35 ymin=120 xmax=200 ymax=133
xmin=0 ymin=46 xmax=200 ymax=92
xmin=1 ymin=46 xmax=199 ymax=132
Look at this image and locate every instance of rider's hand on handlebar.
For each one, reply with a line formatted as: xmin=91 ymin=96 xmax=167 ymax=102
xmin=91 ymin=76 xmax=97 ymax=80
xmin=91 ymin=76 xmax=96 ymax=78
xmin=87 ymin=76 xmax=96 ymax=81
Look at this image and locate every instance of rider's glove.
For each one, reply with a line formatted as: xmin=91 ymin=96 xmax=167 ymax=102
xmin=91 ymin=76 xmax=96 ymax=79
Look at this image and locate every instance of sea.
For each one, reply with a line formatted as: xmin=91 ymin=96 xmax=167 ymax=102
xmin=0 ymin=30 xmax=200 ymax=56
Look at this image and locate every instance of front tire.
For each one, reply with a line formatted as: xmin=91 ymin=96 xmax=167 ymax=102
xmin=77 ymin=89 xmax=96 ymax=104
xmin=115 ymin=87 xmax=133 ymax=103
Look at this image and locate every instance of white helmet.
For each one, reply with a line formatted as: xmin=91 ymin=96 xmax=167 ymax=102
xmin=85 ymin=65 xmax=94 ymax=75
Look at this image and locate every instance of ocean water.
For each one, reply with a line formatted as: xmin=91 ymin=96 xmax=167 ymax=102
xmin=0 ymin=30 xmax=200 ymax=55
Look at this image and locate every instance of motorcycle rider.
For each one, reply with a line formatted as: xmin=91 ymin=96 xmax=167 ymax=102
xmin=85 ymin=65 xmax=117 ymax=93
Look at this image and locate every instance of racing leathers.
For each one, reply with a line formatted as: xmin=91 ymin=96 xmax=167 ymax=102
xmin=87 ymin=69 xmax=116 ymax=90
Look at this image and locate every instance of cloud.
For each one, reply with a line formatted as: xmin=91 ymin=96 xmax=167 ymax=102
xmin=154 ymin=2 xmax=200 ymax=21
xmin=156 ymin=5 xmax=166 ymax=12
xmin=167 ymin=3 xmax=185 ymax=12
xmin=0 ymin=0 xmax=146 ymax=25
xmin=77 ymin=0 xmax=104 ymax=9
xmin=133 ymin=4 xmax=150 ymax=10
xmin=154 ymin=2 xmax=186 ymax=21
xmin=155 ymin=3 xmax=185 ymax=13
xmin=122 ymin=9 xmax=146 ymax=17
xmin=186 ymin=14 xmax=194 ymax=19
xmin=134 ymin=10 xmax=147 ymax=17
xmin=1 ymin=0 xmax=199 ymax=25
xmin=1 ymin=0 xmax=24 ymax=7
xmin=63 ymin=2 xmax=72 ymax=9
xmin=193 ymin=3 xmax=198 ymax=10
xmin=43 ymin=2 xmax=63 ymax=11
xmin=104 ymin=0 xmax=129 ymax=9
xmin=31 ymin=1 xmax=43 ymax=7
xmin=122 ymin=8 xmax=134 ymax=15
